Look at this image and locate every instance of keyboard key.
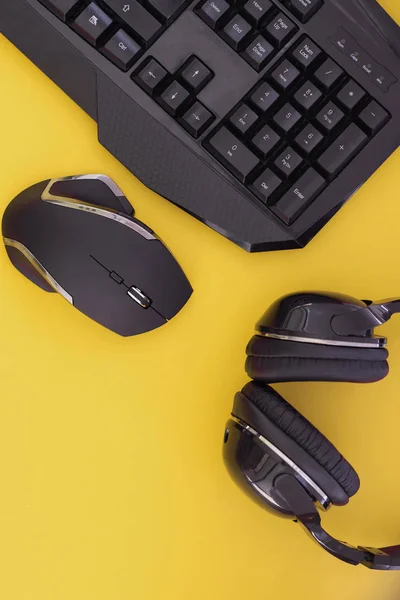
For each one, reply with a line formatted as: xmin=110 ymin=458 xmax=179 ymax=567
xmin=314 ymin=59 xmax=343 ymax=90
xmin=243 ymin=0 xmax=274 ymax=25
xmin=317 ymin=124 xmax=367 ymax=176
xmin=271 ymin=60 xmax=300 ymax=90
xmin=285 ymin=0 xmax=323 ymax=23
xmin=181 ymin=101 xmax=214 ymax=137
xmin=209 ymin=127 xmax=259 ymax=181
xmin=336 ymin=80 xmax=366 ymax=110
xmin=199 ymin=0 xmax=230 ymax=28
xmin=272 ymin=168 xmax=325 ymax=224
xmin=229 ymin=104 xmax=258 ymax=134
xmin=146 ymin=0 xmax=188 ymax=23
xmin=244 ymin=36 xmax=274 ymax=71
xmin=250 ymin=82 xmax=279 ymax=112
xmin=294 ymin=82 xmax=322 ymax=110
xmin=265 ymin=13 xmax=297 ymax=49
xmin=181 ymin=57 xmax=213 ymax=92
xmin=273 ymin=103 xmax=301 ymax=132
xmin=274 ymin=147 xmax=302 ymax=178
xmin=101 ymin=30 xmax=141 ymax=70
xmin=40 ymin=0 xmax=79 ymax=20
xmin=252 ymin=125 xmax=280 ymax=156
xmin=160 ymin=81 xmax=190 ymax=116
xmin=134 ymin=58 xmax=169 ymax=94
xmin=104 ymin=0 xmax=162 ymax=43
xmin=294 ymin=124 xmax=323 ymax=154
xmin=292 ymin=38 xmax=322 ymax=68
xmin=72 ymin=3 xmax=113 ymax=46
xmin=358 ymin=101 xmax=389 ymax=134
xmin=222 ymin=16 xmax=252 ymax=50
xmin=253 ymin=169 xmax=282 ymax=203
xmin=316 ymin=101 xmax=344 ymax=132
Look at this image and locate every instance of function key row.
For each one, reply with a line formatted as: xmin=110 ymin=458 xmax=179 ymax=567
xmin=40 ymin=0 xmax=191 ymax=71
xmin=133 ymin=57 xmax=215 ymax=137
xmin=195 ymin=0 xmax=298 ymax=71
xmin=204 ymin=35 xmax=390 ymax=225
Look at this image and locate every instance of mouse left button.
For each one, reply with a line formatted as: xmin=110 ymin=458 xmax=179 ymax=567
xmin=4 ymin=242 xmax=55 ymax=293
xmin=45 ymin=176 xmax=134 ymax=216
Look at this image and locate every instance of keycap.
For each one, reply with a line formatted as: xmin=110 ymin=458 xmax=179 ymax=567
xmin=209 ymin=127 xmax=259 ymax=182
xmin=294 ymin=82 xmax=322 ymax=111
xmin=294 ymin=124 xmax=323 ymax=154
xmin=250 ymin=82 xmax=279 ymax=112
xmin=286 ymin=0 xmax=323 ymax=23
xmin=101 ymin=30 xmax=141 ymax=70
xmin=272 ymin=168 xmax=325 ymax=224
xmin=160 ymin=81 xmax=190 ymax=116
xmin=252 ymin=125 xmax=280 ymax=157
xmin=40 ymin=0 xmax=80 ymax=20
xmin=358 ymin=101 xmax=389 ymax=135
xmin=316 ymin=101 xmax=344 ymax=132
xmin=146 ymin=0 xmax=188 ymax=23
xmin=181 ymin=57 xmax=213 ymax=93
xmin=229 ymin=104 xmax=258 ymax=134
xmin=253 ymin=169 xmax=282 ymax=203
xmin=199 ymin=0 xmax=230 ymax=28
xmin=273 ymin=103 xmax=301 ymax=132
xmin=243 ymin=0 xmax=273 ymax=25
xmin=270 ymin=60 xmax=300 ymax=90
xmin=291 ymin=38 xmax=322 ymax=68
xmin=222 ymin=16 xmax=252 ymax=50
xmin=72 ymin=3 xmax=113 ymax=46
xmin=244 ymin=36 xmax=274 ymax=71
xmin=265 ymin=13 xmax=296 ymax=49
xmin=181 ymin=102 xmax=214 ymax=138
xmin=104 ymin=0 xmax=161 ymax=43
xmin=317 ymin=124 xmax=367 ymax=176
xmin=134 ymin=58 xmax=169 ymax=94
xmin=274 ymin=147 xmax=302 ymax=177
xmin=314 ymin=59 xmax=343 ymax=90
xmin=336 ymin=80 xmax=366 ymax=110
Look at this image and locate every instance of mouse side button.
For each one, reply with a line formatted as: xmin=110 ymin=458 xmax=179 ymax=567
xmin=46 ymin=176 xmax=134 ymax=216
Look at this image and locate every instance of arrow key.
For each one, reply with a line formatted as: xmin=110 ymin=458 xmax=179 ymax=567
xmin=159 ymin=81 xmax=191 ymax=116
xmin=181 ymin=101 xmax=214 ymax=137
xmin=134 ymin=58 xmax=169 ymax=95
xmin=180 ymin=57 xmax=213 ymax=93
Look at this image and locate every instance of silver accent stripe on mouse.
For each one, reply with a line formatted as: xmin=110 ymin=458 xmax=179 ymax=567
xmin=3 ymin=237 xmax=73 ymax=304
xmin=41 ymin=177 xmax=156 ymax=241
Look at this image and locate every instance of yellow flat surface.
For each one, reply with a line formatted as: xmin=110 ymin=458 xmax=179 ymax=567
xmin=1 ymin=2 xmax=400 ymax=599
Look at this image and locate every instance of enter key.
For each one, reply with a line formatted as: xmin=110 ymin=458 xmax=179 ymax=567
xmin=272 ymin=168 xmax=326 ymax=225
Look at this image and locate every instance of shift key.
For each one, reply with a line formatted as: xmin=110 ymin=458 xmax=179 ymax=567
xmin=272 ymin=169 xmax=325 ymax=224
xmin=209 ymin=127 xmax=259 ymax=181
xmin=104 ymin=0 xmax=161 ymax=43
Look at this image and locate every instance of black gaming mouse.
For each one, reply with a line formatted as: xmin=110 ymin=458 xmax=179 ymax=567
xmin=2 ymin=175 xmax=193 ymax=336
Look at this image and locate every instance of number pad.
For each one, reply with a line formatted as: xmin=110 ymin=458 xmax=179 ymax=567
xmin=203 ymin=33 xmax=391 ymax=227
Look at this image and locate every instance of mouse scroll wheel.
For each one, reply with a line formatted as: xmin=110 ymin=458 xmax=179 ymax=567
xmin=127 ymin=286 xmax=152 ymax=309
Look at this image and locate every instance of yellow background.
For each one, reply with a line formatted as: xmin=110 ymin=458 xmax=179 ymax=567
xmin=1 ymin=2 xmax=400 ymax=597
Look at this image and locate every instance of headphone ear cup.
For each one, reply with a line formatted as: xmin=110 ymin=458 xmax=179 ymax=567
xmin=241 ymin=381 xmax=360 ymax=500
xmin=246 ymin=336 xmax=389 ymax=383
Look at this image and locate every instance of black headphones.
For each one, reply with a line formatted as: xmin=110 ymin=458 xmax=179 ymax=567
xmin=223 ymin=292 xmax=400 ymax=571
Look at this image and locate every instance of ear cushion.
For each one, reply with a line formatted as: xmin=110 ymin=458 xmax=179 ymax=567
xmin=246 ymin=336 xmax=389 ymax=383
xmin=242 ymin=381 xmax=360 ymax=498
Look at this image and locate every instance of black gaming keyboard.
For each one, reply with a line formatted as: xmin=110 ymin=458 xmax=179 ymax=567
xmin=1 ymin=0 xmax=399 ymax=251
